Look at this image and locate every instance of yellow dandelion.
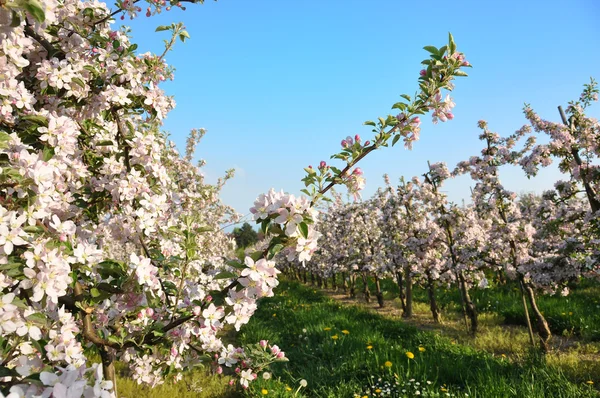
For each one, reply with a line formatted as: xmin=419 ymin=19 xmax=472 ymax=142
xmin=561 ymin=312 xmax=566 ymax=315
xmin=261 ymin=389 xmax=268 ymax=395
xmin=441 ymin=387 xmax=448 ymax=392
xmin=272 ymin=313 xmax=276 ymax=317
xmin=418 ymin=346 xmax=425 ymax=352
xmin=569 ymin=312 xmax=573 ymax=316
xmin=331 ymin=334 xmax=339 ymax=340
xmin=366 ymin=345 xmax=373 ymax=350
xmin=384 ymin=361 xmax=392 ymax=367
xmin=285 ymin=386 xmax=292 ymax=391
xmin=586 ymin=380 xmax=594 ymax=385
xmin=375 ymin=388 xmax=382 ymax=393
xmin=342 ymin=330 xmax=350 ymax=335
xmin=323 ymin=327 xmax=331 ymax=331
xmin=406 ymin=351 xmax=415 ymax=359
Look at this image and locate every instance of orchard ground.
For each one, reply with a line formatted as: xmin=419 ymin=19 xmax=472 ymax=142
xmin=119 ymin=279 xmax=599 ymax=397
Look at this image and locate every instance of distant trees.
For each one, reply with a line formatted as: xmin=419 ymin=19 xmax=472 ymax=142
xmin=232 ymin=222 xmax=259 ymax=248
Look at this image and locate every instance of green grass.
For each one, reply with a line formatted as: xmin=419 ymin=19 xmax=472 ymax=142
xmin=237 ymin=280 xmax=599 ymax=397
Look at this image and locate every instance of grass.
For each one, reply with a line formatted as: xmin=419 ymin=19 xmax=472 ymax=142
xmin=236 ymin=280 xmax=599 ymax=397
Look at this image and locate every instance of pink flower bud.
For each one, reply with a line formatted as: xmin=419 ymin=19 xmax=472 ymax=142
xmin=364 ymin=141 xmax=370 ymax=146
xmin=59 ymin=234 xmax=67 ymax=242
xmin=353 ymin=168 xmax=363 ymax=176
xmin=205 ymin=295 xmax=212 ymax=302
xmin=229 ymin=380 xmax=235 ymax=386
xmin=319 ymin=161 xmax=326 ymax=169
xmin=446 ymin=112 xmax=454 ymax=120
xmin=193 ymin=306 xmax=201 ymax=316
xmin=419 ymin=69 xmax=426 ymax=77
xmin=462 ymin=61 xmax=470 ymax=67
xmin=216 ymin=366 xmax=223 ymax=374
xmin=277 ymin=352 xmax=285 ymax=359
xmin=354 ymin=134 xmax=361 ymax=143
xmin=146 ymin=308 xmax=154 ymax=317
xmin=259 ymin=340 xmax=268 ymax=348
xmin=341 ymin=139 xmax=348 ymax=148
xmin=137 ymin=312 xmax=144 ymax=319
xmin=235 ymin=367 xmax=241 ymax=373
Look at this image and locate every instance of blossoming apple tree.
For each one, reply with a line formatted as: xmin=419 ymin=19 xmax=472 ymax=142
xmin=0 ymin=0 xmax=470 ymax=396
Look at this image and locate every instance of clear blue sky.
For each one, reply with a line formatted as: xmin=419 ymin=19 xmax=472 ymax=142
xmin=122 ymin=0 xmax=600 ymax=219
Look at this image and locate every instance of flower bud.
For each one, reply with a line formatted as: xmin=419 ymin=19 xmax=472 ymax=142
xmin=364 ymin=141 xmax=370 ymax=146
xmin=259 ymin=340 xmax=268 ymax=348
xmin=193 ymin=306 xmax=201 ymax=316
xmin=319 ymin=161 xmax=326 ymax=169
xmin=419 ymin=69 xmax=426 ymax=77
xmin=354 ymin=134 xmax=361 ymax=143
xmin=146 ymin=308 xmax=154 ymax=317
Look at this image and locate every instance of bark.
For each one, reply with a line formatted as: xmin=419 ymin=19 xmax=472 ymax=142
xmin=395 ymin=271 xmax=406 ymax=312
xmin=342 ymin=272 xmax=348 ymax=294
xmin=100 ymin=349 xmax=117 ymax=398
xmin=375 ymin=276 xmax=384 ymax=308
xmin=403 ymin=266 xmax=413 ymax=318
xmin=458 ymin=272 xmax=478 ymax=335
xmin=361 ymin=273 xmax=371 ymax=303
xmin=427 ymin=274 xmax=442 ymax=323
xmin=524 ymin=283 xmax=552 ymax=352
xmin=331 ymin=274 xmax=337 ymax=291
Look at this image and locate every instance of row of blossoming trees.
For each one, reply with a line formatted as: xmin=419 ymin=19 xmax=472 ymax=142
xmin=279 ymin=80 xmax=599 ymax=352
xmin=0 ymin=0 xmax=471 ymax=397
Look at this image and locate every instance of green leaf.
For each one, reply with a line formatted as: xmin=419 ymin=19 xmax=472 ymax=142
xmin=448 ymin=32 xmax=456 ymax=55
xmin=0 ymin=366 xmax=18 ymax=378
xmin=227 ymin=260 xmax=246 ymax=270
xmin=423 ymin=45 xmax=438 ymax=55
xmin=20 ymin=114 xmax=48 ymax=127
xmin=363 ymin=120 xmax=376 ymax=127
xmin=23 ymin=0 xmax=45 ymax=23
xmin=179 ymin=31 xmax=190 ymax=42
xmin=392 ymin=135 xmax=401 ymax=147
xmin=268 ymin=243 xmax=284 ymax=259
xmin=96 ymin=140 xmax=113 ymax=146
xmin=214 ymin=271 xmax=238 ymax=280
xmin=90 ymin=288 xmax=101 ymax=298
xmin=400 ymin=94 xmax=412 ymax=102
xmin=25 ymin=312 xmax=47 ymax=325
xmin=72 ymin=77 xmax=86 ymax=88
xmin=298 ymin=222 xmax=309 ymax=239
xmin=42 ymin=146 xmax=54 ymax=161
xmin=155 ymin=25 xmax=170 ymax=32
xmin=10 ymin=10 xmax=22 ymax=27
xmin=23 ymin=225 xmax=44 ymax=234
xmin=454 ymin=70 xmax=469 ymax=77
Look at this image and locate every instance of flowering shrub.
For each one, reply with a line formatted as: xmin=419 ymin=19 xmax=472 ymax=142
xmin=0 ymin=0 xmax=469 ymax=396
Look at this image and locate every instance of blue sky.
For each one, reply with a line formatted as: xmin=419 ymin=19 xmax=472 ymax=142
xmin=121 ymin=0 xmax=600 ymax=220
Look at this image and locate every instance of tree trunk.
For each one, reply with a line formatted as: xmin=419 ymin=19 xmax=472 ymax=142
xmin=403 ymin=266 xmax=413 ymax=318
xmin=303 ymin=271 xmax=307 ymax=284
xmin=395 ymin=271 xmax=406 ymax=312
xmin=100 ymin=348 xmax=117 ymax=398
xmin=349 ymin=274 xmax=356 ymax=298
xmin=342 ymin=272 xmax=348 ymax=294
xmin=310 ymin=273 xmax=315 ymax=286
xmin=427 ymin=274 xmax=442 ymax=323
xmin=375 ymin=276 xmax=384 ymax=308
xmin=332 ymin=274 xmax=337 ymax=292
xmin=361 ymin=273 xmax=371 ymax=303
xmin=524 ymin=283 xmax=552 ymax=352
xmin=458 ymin=272 xmax=478 ymax=335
